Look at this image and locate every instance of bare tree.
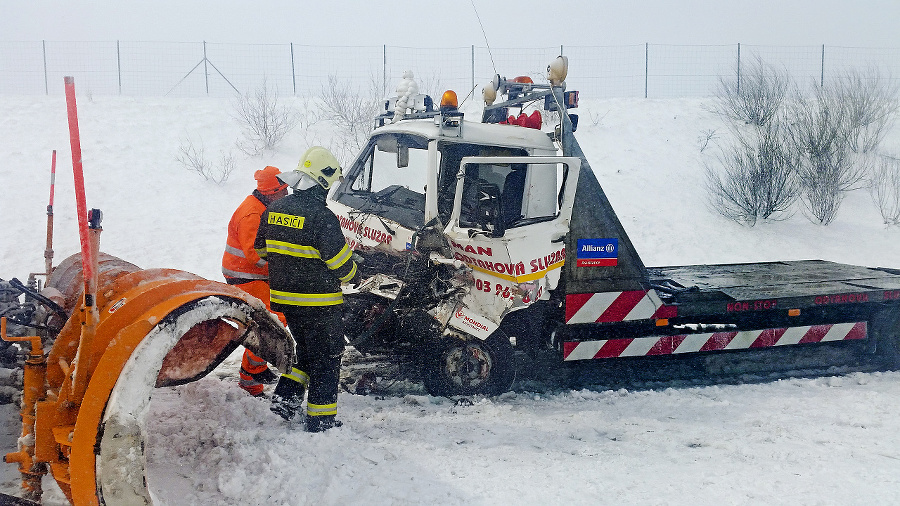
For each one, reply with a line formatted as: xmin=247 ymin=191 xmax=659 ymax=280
xmin=713 ymin=54 xmax=790 ymax=127
xmin=835 ymin=67 xmax=900 ymax=154
xmin=706 ymin=120 xmax=799 ymax=226
xmin=318 ymin=74 xmax=386 ymax=165
xmin=176 ymin=138 xmax=235 ymax=185
xmin=869 ymin=154 xmax=900 ymax=226
xmin=233 ymin=78 xmax=299 ymax=156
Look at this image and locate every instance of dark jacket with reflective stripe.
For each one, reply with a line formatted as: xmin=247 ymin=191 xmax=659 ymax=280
xmin=254 ymin=187 xmax=357 ymax=309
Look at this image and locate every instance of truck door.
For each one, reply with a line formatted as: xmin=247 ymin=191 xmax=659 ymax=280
xmin=440 ymin=156 xmax=581 ymax=334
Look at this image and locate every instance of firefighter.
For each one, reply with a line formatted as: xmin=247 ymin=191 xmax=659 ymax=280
xmin=222 ymin=165 xmax=289 ymax=396
xmin=255 ymin=146 xmax=359 ymax=432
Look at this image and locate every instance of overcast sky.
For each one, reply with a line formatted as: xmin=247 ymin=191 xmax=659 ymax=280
xmin=2 ymin=0 xmax=899 ymax=48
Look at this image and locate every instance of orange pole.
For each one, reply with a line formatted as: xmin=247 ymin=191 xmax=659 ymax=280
xmin=1 ymin=317 xmax=47 ymax=501
xmin=64 ymin=76 xmax=99 ymax=401
xmin=64 ymin=77 xmax=92 ymax=289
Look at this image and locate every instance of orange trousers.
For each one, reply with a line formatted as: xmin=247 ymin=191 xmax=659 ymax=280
xmin=234 ymin=280 xmax=286 ymax=395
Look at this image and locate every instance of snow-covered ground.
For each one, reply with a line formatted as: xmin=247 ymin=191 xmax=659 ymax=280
xmin=1 ymin=91 xmax=900 ymax=505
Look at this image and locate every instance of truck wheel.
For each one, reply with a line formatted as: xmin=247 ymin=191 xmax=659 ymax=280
xmin=873 ymin=309 xmax=900 ymax=368
xmin=423 ymin=331 xmax=515 ymax=397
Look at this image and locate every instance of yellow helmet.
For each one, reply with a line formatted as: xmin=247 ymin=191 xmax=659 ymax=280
xmin=296 ymin=146 xmax=342 ymax=190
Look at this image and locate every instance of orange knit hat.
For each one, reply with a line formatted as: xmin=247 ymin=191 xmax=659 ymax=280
xmin=255 ymin=166 xmax=288 ymax=194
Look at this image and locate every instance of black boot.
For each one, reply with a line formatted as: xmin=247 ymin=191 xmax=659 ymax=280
xmin=306 ymin=414 xmax=342 ymax=433
xmin=270 ymin=376 xmax=305 ymax=421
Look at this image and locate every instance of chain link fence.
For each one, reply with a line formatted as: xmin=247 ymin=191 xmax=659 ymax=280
xmin=1 ymin=41 xmax=899 ymax=99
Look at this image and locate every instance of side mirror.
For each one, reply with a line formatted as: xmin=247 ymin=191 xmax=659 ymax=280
xmin=398 ymin=144 xmax=409 ymax=168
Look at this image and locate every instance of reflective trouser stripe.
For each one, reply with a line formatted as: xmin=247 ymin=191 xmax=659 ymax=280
xmin=307 ymin=402 xmax=337 ymax=417
xmin=238 ymin=369 xmax=264 ymax=396
xmin=246 ymin=354 xmax=267 ymax=368
xmin=284 ymin=367 xmax=310 ymax=388
xmin=271 ymin=290 xmax=343 ymax=306
xmin=242 ymin=349 xmax=268 ymax=374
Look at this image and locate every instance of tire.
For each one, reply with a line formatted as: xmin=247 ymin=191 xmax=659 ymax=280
xmin=422 ymin=331 xmax=515 ymax=397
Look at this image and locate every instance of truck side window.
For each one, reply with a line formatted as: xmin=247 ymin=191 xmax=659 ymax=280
xmin=437 ymin=142 xmax=528 ymax=225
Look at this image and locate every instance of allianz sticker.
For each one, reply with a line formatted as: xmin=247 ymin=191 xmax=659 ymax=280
xmin=108 ymin=297 xmax=127 ymax=313
xmin=576 ymin=238 xmax=618 ymax=267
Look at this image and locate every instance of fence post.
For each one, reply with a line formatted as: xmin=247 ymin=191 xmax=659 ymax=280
xmin=560 ymin=44 xmax=563 ymax=55
xmin=116 ymin=40 xmax=122 ymax=95
xmin=821 ymin=44 xmax=825 ymax=87
xmin=471 ymin=45 xmax=475 ymax=95
xmin=383 ymin=45 xmax=387 ymax=95
xmin=736 ymin=43 xmax=741 ymax=95
xmin=42 ymin=40 xmax=49 ymax=95
xmin=644 ymin=43 xmax=649 ymax=98
xmin=203 ymin=41 xmax=209 ymax=95
xmin=290 ymin=43 xmax=296 ymax=96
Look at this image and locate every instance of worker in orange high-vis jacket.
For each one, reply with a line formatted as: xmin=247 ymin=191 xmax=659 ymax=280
xmin=223 ymin=166 xmax=289 ymax=396
xmin=255 ymin=146 xmax=359 ymax=432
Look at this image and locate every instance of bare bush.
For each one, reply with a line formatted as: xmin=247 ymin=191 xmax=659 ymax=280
xmin=319 ymin=74 xmax=384 ymax=165
xmin=415 ymin=71 xmax=446 ymax=102
xmin=713 ymin=54 xmax=790 ymax=126
xmin=787 ymin=83 xmax=868 ymax=224
xmin=233 ymin=78 xmax=299 ymax=156
xmin=587 ymin=108 xmax=608 ymax=127
xmin=706 ymin=121 xmax=800 ymax=226
xmin=176 ymin=139 xmax=235 ymax=184
xmin=801 ymin=181 xmax=844 ymax=226
xmin=869 ymin=154 xmax=900 ymax=225
xmin=698 ymin=129 xmax=718 ymax=153
xmin=835 ymin=67 xmax=900 ymax=154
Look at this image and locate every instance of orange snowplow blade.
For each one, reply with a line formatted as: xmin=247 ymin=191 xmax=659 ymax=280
xmin=8 ymin=253 xmax=293 ymax=505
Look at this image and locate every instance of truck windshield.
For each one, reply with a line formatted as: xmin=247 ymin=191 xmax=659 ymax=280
xmin=348 ymin=133 xmax=429 ymax=201
xmin=333 ymin=132 xmax=430 ymax=230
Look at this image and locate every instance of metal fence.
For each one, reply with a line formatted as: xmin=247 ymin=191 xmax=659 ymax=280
xmin=1 ymin=41 xmax=899 ymax=99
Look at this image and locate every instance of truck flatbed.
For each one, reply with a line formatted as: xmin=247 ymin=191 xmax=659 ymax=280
xmin=649 ymin=260 xmax=900 ymax=317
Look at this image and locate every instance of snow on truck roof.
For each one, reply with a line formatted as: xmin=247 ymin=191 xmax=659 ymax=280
xmin=371 ymin=116 xmax=557 ymax=150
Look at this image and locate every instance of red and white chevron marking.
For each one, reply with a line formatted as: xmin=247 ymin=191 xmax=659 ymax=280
xmin=562 ymin=321 xmax=867 ymax=361
xmin=565 ymin=290 xmax=675 ymax=324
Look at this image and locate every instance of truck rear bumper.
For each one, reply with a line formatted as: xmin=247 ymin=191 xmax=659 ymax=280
xmin=561 ymin=321 xmax=867 ymax=361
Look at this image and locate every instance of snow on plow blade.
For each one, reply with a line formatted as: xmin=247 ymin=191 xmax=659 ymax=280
xmin=6 ymin=253 xmax=293 ymax=505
